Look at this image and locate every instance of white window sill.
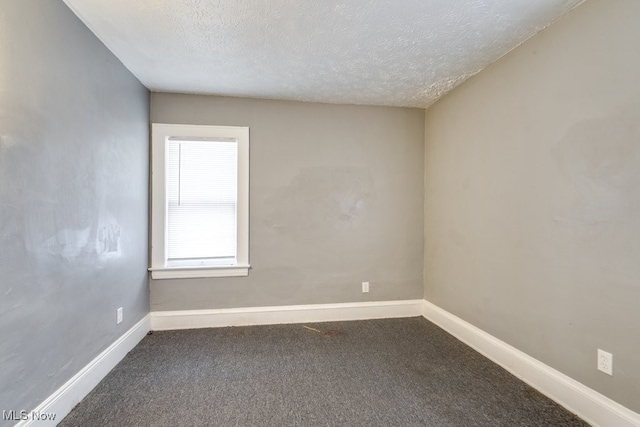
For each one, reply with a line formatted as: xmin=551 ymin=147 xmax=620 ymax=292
xmin=149 ymin=265 xmax=250 ymax=279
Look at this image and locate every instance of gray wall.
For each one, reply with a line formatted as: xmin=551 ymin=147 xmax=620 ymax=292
xmin=151 ymin=93 xmax=424 ymax=311
xmin=0 ymin=0 xmax=149 ymax=420
xmin=424 ymin=0 xmax=640 ymax=413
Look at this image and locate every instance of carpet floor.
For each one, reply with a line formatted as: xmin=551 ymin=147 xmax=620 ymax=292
xmin=60 ymin=317 xmax=589 ymax=426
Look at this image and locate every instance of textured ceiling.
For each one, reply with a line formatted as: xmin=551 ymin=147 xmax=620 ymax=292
xmin=63 ymin=0 xmax=584 ymax=108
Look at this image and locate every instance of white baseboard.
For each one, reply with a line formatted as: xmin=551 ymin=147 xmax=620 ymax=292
xmin=151 ymin=299 xmax=424 ymax=331
xmin=422 ymin=300 xmax=640 ymax=427
xmin=17 ymin=315 xmax=151 ymax=427
xmin=18 ymin=301 xmax=638 ymax=427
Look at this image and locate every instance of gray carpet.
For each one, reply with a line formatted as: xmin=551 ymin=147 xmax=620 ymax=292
xmin=60 ymin=317 xmax=589 ymax=426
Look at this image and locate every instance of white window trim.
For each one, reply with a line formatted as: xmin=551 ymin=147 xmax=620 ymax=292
xmin=149 ymin=123 xmax=250 ymax=279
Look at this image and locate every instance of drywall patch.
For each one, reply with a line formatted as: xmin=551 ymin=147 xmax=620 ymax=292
xmin=263 ymin=166 xmax=374 ymax=237
xmin=554 ymin=109 xmax=640 ymax=225
xmin=0 ymin=134 xmax=17 ymax=150
xmin=42 ymin=227 xmax=91 ymax=260
xmin=97 ymin=224 xmax=121 ymax=255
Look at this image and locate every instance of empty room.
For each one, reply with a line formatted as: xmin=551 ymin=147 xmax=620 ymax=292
xmin=1 ymin=0 xmax=639 ymax=426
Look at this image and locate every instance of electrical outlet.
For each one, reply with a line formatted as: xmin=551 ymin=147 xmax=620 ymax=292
xmin=362 ymin=281 xmax=369 ymax=293
xmin=116 ymin=307 xmax=123 ymax=325
xmin=597 ymin=349 xmax=613 ymax=375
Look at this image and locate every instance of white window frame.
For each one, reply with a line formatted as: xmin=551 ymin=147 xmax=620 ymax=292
xmin=149 ymin=123 xmax=250 ymax=279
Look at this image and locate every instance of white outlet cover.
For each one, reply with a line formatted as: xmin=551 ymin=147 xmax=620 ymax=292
xmin=597 ymin=349 xmax=613 ymax=376
xmin=117 ymin=307 xmax=123 ymax=324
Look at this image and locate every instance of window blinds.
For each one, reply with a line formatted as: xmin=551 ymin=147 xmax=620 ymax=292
xmin=166 ymin=138 xmax=238 ymax=265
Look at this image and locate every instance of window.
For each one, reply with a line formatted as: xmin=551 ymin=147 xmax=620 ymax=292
xmin=150 ymin=123 xmax=249 ymax=279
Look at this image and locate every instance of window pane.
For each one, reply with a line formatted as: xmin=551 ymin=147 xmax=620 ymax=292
xmin=166 ymin=139 xmax=238 ymax=262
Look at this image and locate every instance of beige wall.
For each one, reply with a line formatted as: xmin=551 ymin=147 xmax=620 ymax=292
xmin=424 ymin=0 xmax=640 ymax=412
xmin=151 ymin=94 xmax=424 ymax=311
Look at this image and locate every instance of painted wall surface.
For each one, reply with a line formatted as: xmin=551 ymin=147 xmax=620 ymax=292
xmin=424 ymin=0 xmax=640 ymax=413
xmin=0 ymin=0 xmax=149 ymax=420
xmin=151 ymin=94 xmax=424 ymax=311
